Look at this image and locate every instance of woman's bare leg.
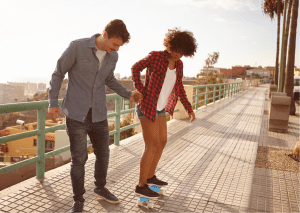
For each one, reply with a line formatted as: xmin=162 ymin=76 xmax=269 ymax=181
xmin=138 ymin=117 xmax=159 ymax=187
xmin=147 ymin=116 xmax=167 ymax=179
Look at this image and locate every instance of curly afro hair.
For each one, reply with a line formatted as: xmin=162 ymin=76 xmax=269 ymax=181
xmin=163 ymin=28 xmax=197 ymax=57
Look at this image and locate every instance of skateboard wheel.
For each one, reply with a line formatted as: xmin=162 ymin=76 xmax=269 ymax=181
xmin=147 ymin=202 xmax=154 ymax=208
xmin=159 ymin=189 xmax=165 ymax=195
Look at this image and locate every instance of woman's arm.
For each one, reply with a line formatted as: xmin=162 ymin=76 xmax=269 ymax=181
xmin=131 ymin=51 xmax=154 ymax=94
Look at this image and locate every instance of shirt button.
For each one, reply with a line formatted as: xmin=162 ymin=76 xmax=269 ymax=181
xmin=89 ymin=105 xmax=91 ymax=107
xmin=94 ymin=85 xmax=96 ymax=87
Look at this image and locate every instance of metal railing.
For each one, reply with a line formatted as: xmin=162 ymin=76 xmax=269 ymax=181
xmin=0 ymin=81 xmax=245 ymax=178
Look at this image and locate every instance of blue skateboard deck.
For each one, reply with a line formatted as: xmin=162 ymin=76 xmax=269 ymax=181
xmin=136 ymin=185 xmax=166 ymax=208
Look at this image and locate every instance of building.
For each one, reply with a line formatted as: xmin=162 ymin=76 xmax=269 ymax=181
xmin=246 ymin=68 xmax=270 ymax=78
xmin=0 ymin=118 xmax=77 ymax=166
xmin=0 ymin=84 xmax=17 ymax=104
xmin=295 ymin=66 xmax=300 ymax=76
xmin=220 ymin=68 xmax=234 ymax=77
xmin=200 ymin=66 xmax=222 ymax=75
xmin=28 ymin=83 xmax=38 ymax=94
xmin=265 ymin=66 xmax=275 ymax=77
xmin=232 ymin=66 xmax=246 ymax=76
xmin=37 ymin=83 xmax=46 ymax=93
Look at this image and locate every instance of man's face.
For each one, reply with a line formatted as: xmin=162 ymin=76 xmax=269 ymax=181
xmin=103 ymin=32 xmax=124 ymax=54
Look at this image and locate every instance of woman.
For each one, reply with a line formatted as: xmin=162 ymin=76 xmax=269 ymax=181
xmin=132 ymin=28 xmax=197 ymax=198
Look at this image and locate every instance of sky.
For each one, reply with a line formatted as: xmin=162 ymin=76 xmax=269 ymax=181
xmin=0 ymin=0 xmax=299 ymax=88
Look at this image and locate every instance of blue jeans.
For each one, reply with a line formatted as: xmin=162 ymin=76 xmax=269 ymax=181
xmin=136 ymin=104 xmax=165 ymax=119
xmin=66 ymin=108 xmax=109 ymax=202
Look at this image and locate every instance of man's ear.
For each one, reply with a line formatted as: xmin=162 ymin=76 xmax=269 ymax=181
xmin=103 ymin=31 xmax=108 ymax=39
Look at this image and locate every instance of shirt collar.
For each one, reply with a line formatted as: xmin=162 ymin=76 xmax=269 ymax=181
xmin=163 ymin=50 xmax=169 ymax=61
xmin=163 ymin=50 xmax=179 ymax=67
xmin=89 ymin=33 xmax=100 ymax=49
xmin=90 ymin=33 xmax=112 ymax=55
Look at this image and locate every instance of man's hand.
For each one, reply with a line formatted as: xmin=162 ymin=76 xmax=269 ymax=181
xmin=188 ymin=111 xmax=195 ymax=123
xmin=130 ymin=90 xmax=143 ymax=104
xmin=48 ymin=107 xmax=61 ymax=123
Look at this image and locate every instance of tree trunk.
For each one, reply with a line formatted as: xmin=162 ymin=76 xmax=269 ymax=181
xmin=282 ymin=0 xmax=293 ymax=90
xmin=275 ymin=0 xmax=281 ymax=86
xmin=284 ymin=0 xmax=298 ymax=115
xmin=278 ymin=0 xmax=288 ymax=92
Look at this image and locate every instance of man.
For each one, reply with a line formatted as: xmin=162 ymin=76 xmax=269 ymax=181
xmin=48 ymin=19 xmax=143 ymax=213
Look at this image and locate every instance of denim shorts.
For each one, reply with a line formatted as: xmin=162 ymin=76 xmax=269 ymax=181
xmin=136 ymin=104 xmax=165 ymax=119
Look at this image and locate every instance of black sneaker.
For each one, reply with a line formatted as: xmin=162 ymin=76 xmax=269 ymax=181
xmin=147 ymin=175 xmax=168 ymax=186
xmin=135 ymin=184 xmax=159 ymax=199
xmin=94 ymin=187 xmax=120 ymax=204
xmin=69 ymin=200 xmax=84 ymax=213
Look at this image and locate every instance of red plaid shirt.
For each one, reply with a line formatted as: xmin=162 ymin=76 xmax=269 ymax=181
xmin=131 ymin=50 xmax=193 ymax=122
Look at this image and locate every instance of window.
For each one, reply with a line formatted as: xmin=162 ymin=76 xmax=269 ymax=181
xmin=0 ymin=152 xmax=4 ymax=162
xmin=34 ymin=139 xmax=54 ymax=149
xmin=11 ymin=157 xmax=20 ymax=162
xmin=46 ymin=140 xmax=54 ymax=149
xmin=295 ymin=79 xmax=300 ymax=86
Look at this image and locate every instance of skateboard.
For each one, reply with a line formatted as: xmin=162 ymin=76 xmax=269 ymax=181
xmin=136 ymin=185 xmax=166 ymax=208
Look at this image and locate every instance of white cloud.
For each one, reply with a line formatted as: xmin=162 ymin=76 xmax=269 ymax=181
xmin=161 ymin=0 xmax=258 ymax=11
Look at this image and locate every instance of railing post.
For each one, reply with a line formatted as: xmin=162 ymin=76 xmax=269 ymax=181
xmin=218 ymin=84 xmax=221 ymax=100
xmin=205 ymin=86 xmax=208 ymax=106
xmin=196 ymin=88 xmax=199 ymax=110
xmin=234 ymin=83 xmax=236 ymax=94
xmin=228 ymin=84 xmax=231 ymax=97
xmin=114 ymin=97 xmax=121 ymax=145
xmin=36 ymin=107 xmax=45 ymax=179
xmin=224 ymin=84 xmax=226 ymax=98
xmin=213 ymin=86 xmax=216 ymax=102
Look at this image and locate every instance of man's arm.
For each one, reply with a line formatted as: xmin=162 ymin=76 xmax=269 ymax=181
xmin=105 ymin=68 xmax=132 ymax=99
xmin=48 ymin=41 xmax=76 ymax=121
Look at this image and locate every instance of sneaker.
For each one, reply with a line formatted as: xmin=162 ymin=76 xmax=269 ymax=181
xmin=147 ymin=175 xmax=168 ymax=186
xmin=135 ymin=184 xmax=159 ymax=199
xmin=69 ymin=200 xmax=84 ymax=213
xmin=94 ymin=187 xmax=120 ymax=204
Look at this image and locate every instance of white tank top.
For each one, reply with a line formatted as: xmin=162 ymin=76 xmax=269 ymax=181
xmin=156 ymin=67 xmax=177 ymax=111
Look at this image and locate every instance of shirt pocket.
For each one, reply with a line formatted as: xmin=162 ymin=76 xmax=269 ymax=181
xmin=78 ymin=59 xmax=93 ymax=74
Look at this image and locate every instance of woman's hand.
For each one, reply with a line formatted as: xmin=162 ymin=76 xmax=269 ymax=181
xmin=188 ymin=111 xmax=195 ymax=123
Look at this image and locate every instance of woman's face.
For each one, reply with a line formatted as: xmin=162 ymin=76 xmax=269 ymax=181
xmin=167 ymin=48 xmax=183 ymax=61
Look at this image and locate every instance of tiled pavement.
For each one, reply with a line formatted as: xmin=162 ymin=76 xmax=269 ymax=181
xmin=0 ymin=84 xmax=299 ymax=212
xmin=249 ymin=87 xmax=300 ymax=213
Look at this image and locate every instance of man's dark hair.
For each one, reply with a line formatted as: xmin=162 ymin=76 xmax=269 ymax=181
xmin=103 ymin=19 xmax=130 ymax=44
xmin=163 ymin=27 xmax=197 ymax=57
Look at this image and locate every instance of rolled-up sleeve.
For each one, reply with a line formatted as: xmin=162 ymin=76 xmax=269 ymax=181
xmin=48 ymin=41 xmax=76 ymax=108
xmin=131 ymin=52 xmax=154 ymax=93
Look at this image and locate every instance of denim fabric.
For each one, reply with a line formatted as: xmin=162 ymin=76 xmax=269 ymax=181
xmin=66 ymin=108 xmax=110 ymax=202
xmin=136 ymin=104 xmax=165 ymax=119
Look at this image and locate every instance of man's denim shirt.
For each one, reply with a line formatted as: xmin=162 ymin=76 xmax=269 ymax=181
xmin=49 ymin=34 xmax=132 ymax=123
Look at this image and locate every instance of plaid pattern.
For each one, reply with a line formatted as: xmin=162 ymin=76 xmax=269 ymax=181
xmin=131 ymin=50 xmax=193 ymax=122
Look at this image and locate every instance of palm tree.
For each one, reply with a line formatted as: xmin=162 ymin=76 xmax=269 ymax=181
xmin=262 ymin=0 xmax=283 ymax=86
xmin=281 ymin=0 xmax=293 ymax=90
xmin=284 ymin=0 xmax=298 ymax=115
